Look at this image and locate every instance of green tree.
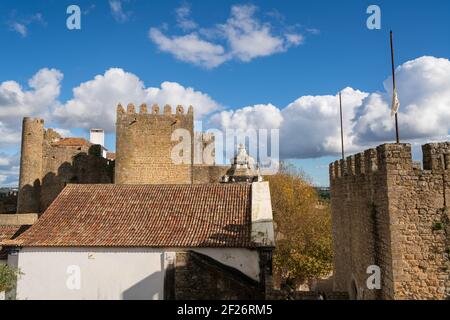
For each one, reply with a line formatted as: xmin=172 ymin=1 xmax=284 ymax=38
xmin=267 ymin=163 xmax=333 ymax=288
xmin=0 ymin=264 xmax=21 ymax=293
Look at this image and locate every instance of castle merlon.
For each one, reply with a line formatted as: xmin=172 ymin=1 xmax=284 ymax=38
xmin=117 ymin=103 xmax=194 ymax=116
xmin=140 ymin=104 xmax=148 ymax=114
xmin=127 ymin=103 xmax=136 ymax=113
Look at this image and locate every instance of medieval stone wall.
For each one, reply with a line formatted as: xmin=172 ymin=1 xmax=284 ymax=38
xmin=194 ymin=131 xmax=215 ymax=166
xmin=192 ymin=132 xmax=230 ymax=183
xmin=17 ymin=119 xmax=113 ymax=214
xmin=387 ymin=143 xmax=450 ymax=299
xmin=192 ymin=165 xmax=230 ymax=184
xmin=174 ymin=251 xmax=264 ymax=300
xmin=40 ymin=139 xmax=112 ymax=212
xmin=330 ymin=143 xmax=450 ymax=300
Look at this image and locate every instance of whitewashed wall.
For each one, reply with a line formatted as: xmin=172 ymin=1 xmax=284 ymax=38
xmin=12 ymin=247 xmax=260 ymax=300
xmin=14 ymin=248 xmax=166 ymax=300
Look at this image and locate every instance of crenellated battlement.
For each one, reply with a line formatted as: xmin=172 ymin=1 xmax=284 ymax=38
xmin=330 ymin=143 xmax=414 ymax=181
xmin=117 ymin=103 xmax=194 ymax=117
xmin=23 ymin=117 xmax=44 ymax=125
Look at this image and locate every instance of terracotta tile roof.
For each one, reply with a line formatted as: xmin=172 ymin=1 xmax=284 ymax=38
xmin=6 ymin=184 xmax=253 ymax=248
xmin=0 ymin=225 xmax=30 ymax=259
xmin=0 ymin=225 xmax=23 ymax=243
xmin=52 ymin=138 xmax=91 ymax=147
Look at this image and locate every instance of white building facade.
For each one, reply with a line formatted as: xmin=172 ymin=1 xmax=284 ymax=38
xmin=2 ymin=183 xmax=274 ymax=300
xmin=12 ymin=247 xmax=260 ymax=300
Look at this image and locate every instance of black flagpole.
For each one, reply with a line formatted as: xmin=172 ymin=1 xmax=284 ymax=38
xmin=390 ymin=30 xmax=400 ymax=144
xmin=339 ymin=91 xmax=345 ymax=160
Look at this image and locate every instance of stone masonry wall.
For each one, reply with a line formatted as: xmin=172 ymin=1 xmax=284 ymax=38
xmin=40 ymin=134 xmax=113 ymax=212
xmin=174 ymin=251 xmax=263 ymax=300
xmin=17 ymin=119 xmax=113 ymax=214
xmin=192 ymin=131 xmax=230 ymax=183
xmin=330 ymin=143 xmax=450 ymax=300
xmin=387 ymin=143 xmax=450 ymax=299
xmin=330 ymin=145 xmax=393 ymax=299
xmin=192 ymin=165 xmax=230 ymax=184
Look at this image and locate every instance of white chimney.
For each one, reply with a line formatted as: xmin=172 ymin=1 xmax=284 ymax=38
xmin=90 ymin=129 xmax=105 ymax=147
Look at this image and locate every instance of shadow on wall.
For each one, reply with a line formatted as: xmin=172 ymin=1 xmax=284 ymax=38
xmin=0 ymin=193 xmax=18 ymax=214
xmin=19 ymin=145 xmax=114 ymax=214
xmin=122 ymin=271 xmax=164 ymax=300
xmin=17 ymin=180 xmax=41 ymax=214
xmin=122 ymin=253 xmax=165 ymax=300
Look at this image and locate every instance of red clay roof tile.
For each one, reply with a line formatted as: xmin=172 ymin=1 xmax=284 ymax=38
xmin=7 ymin=184 xmax=253 ymax=248
xmin=0 ymin=225 xmax=23 ymax=243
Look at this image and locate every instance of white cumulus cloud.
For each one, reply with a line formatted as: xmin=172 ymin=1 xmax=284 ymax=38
xmin=149 ymin=29 xmax=228 ymax=69
xmin=0 ymin=67 xmax=220 ymax=147
xmin=0 ymin=68 xmax=62 ymax=147
xmin=219 ymin=4 xmax=300 ymax=62
xmin=281 ymin=88 xmax=368 ymax=158
xmin=210 ymin=104 xmax=283 ymax=130
xmin=149 ymin=4 xmax=304 ymax=68
xmin=354 ymin=56 xmax=450 ymax=144
xmin=146 ymin=81 xmax=221 ymax=119
xmin=54 ymin=68 xmax=221 ymax=131
xmin=214 ymin=56 xmax=450 ymax=159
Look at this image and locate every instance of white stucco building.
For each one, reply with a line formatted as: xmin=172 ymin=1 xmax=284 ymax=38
xmin=1 ymin=183 xmax=275 ymax=300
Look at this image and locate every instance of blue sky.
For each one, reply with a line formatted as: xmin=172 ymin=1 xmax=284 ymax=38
xmin=1 ymin=0 xmax=450 ymax=187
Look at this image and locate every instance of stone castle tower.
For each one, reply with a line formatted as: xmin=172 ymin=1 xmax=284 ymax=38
xmin=330 ymin=143 xmax=450 ymax=300
xmin=115 ymin=103 xmax=194 ymax=184
xmin=17 ymin=118 xmax=45 ymax=213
